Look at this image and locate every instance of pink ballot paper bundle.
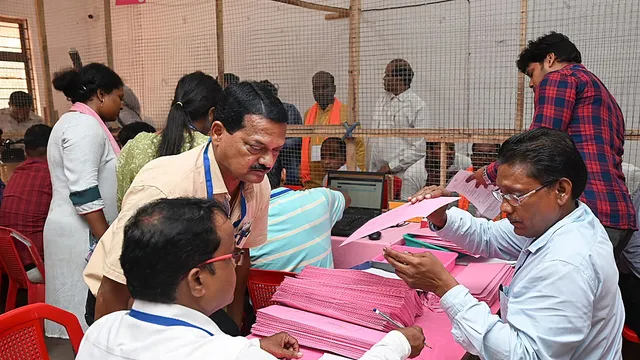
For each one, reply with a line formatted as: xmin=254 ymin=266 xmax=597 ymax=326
xmin=270 ymin=267 xmax=423 ymax=332
xmin=454 ymin=263 xmax=515 ymax=304
xmin=407 ymin=228 xmax=480 ymax=257
xmin=340 ymin=197 xmax=459 ymax=246
xmin=252 ymin=305 xmax=387 ymax=359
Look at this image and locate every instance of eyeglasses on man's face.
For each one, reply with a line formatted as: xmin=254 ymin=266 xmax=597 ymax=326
xmin=491 ymin=179 xmax=557 ymax=207
xmin=199 ymin=249 xmax=244 ymax=268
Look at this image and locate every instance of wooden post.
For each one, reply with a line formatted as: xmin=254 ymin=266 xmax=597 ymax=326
xmin=439 ymin=142 xmax=447 ymax=186
xmin=346 ymin=0 xmax=361 ymax=171
xmin=216 ymin=0 xmax=225 ymax=85
xmin=103 ymin=0 xmax=114 ymax=68
xmin=34 ymin=0 xmax=55 ymax=125
xmin=515 ymin=0 xmax=528 ymax=130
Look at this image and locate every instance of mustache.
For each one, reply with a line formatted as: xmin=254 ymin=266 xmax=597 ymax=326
xmin=250 ymin=164 xmax=270 ymax=171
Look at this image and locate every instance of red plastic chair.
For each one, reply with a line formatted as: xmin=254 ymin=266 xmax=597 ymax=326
xmin=623 ymin=324 xmax=640 ymax=344
xmin=247 ymin=269 xmax=296 ymax=312
xmin=0 ymin=227 xmax=45 ymax=312
xmin=0 ymin=303 xmax=84 ymax=359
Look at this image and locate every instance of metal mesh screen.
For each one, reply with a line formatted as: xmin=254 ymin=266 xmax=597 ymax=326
xmin=3 ymin=0 xmax=640 ymax=197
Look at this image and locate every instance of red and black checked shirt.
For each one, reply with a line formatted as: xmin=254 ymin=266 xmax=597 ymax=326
xmin=0 ymin=158 xmax=52 ymax=265
xmin=487 ymin=64 xmax=637 ymax=230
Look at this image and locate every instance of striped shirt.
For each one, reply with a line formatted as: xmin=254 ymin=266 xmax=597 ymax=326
xmin=250 ymin=187 xmax=346 ymax=273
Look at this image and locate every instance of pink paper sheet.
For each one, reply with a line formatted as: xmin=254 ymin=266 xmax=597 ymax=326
xmin=340 ymin=197 xmax=459 ymax=247
xmin=371 ymin=246 xmax=458 ymax=272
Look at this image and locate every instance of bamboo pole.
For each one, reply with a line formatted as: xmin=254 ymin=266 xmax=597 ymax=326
xmin=515 ymin=0 xmax=528 ymax=130
xmin=346 ymin=0 xmax=361 ymax=171
xmin=325 ymin=12 xmax=350 ymax=20
xmin=33 ymin=0 xmax=55 ymax=125
xmin=103 ymin=0 xmax=114 ymax=68
xmin=216 ymin=0 xmax=225 ymax=84
xmin=269 ymin=0 xmax=349 ymax=16
xmin=439 ymin=142 xmax=447 ymax=186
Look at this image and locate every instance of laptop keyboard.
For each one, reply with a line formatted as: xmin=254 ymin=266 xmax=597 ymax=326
xmin=340 ymin=214 xmax=362 ymax=226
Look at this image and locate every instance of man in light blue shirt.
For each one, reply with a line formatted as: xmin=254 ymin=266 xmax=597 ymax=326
xmin=385 ymin=128 xmax=624 ymax=359
xmin=250 ymin=157 xmax=349 ymax=273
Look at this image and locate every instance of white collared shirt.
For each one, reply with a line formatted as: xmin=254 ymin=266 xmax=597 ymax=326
xmin=77 ymin=300 xmax=412 ymax=360
xmin=366 ymin=89 xmax=428 ymax=175
xmin=436 ymin=202 xmax=624 ymax=359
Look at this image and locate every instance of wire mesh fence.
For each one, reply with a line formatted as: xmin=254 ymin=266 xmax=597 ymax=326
xmin=2 ymin=0 xmax=640 ymax=198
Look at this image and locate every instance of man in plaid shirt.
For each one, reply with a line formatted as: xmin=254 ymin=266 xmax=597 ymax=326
xmin=468 ymin=32 xmax=636 ymax=259
xmin=0 ymin=124 xmax=53 ymax=266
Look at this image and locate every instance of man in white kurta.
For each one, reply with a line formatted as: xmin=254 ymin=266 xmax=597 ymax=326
xmin=367 ymin=59 xmax=428 ymax=178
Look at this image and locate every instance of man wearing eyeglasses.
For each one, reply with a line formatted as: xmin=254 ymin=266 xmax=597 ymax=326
xmin=384 ymin=128 xmax=624 ymax=359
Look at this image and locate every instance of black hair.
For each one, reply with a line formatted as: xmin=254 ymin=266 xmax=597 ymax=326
xmin=472 ymin=143 xmax=501 ymax=154
xmin=259 ymin=80 xmax=279 ymax=97
xmin=516 ymin=32 xmax=582 ymax=74
xmin=118 ymin=121 xmax=156 ymax=148
xmin=157 ymin=71 xmax=223 ymax=157
xmin=497 ymin=127 xmax=587 ymax=199
xmin=213 ymin=81 xmax=288 ymax=134
xmin=313 ymin=71 xmax=335 ymax=86
xmin=321 ymin=137 xmax=346 ymax=160
xmin=24 ymin=124 xmax=52 ymax=151
xmin=9 ymin=91 xmax=33 ymax=108
xmin=52 ymin=63 xmax=123 ymax=103
xmin=121 ymin=197 xmax=229 ymax=303
xmin=223 ymin=73 xmax=240 ymax=87
xmin=389 ymin=59 xmax=414 ymax=87
xmin=267 ymin=156 xmax=283 ymax=189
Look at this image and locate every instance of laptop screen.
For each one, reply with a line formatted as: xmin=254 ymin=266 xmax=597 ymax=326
xmin=327 ymin=171 xmax=385 ymax=210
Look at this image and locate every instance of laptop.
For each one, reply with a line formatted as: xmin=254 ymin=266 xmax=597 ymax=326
xmin=327 ymin=171 xmax=385 ymax=237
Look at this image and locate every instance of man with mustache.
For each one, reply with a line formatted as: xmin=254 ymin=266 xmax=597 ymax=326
xmin=386 ymin=128 xmax=624 ymax=359
xmin=84 ymin=82 xmax=287 ymax=335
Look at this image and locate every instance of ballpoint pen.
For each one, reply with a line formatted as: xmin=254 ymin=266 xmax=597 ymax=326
xmin=373 ymin=308 xmax=432 ymax=349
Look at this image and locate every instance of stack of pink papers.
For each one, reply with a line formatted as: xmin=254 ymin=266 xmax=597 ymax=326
xmin=454 ymin=263 xmax=514 ymax=305
xmin=270 ymin=267 xmax=423 ymax=332
xmin=371 ymin=246 xmax=459 ymax=272
xmin=407 ymin=229 xmax=480 ymax=257
xmin=253 ymin=305 xmax=387 ymax=359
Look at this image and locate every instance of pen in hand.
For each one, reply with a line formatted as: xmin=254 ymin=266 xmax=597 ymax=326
xmin=373 ymin=308 xmax=432 ymax=349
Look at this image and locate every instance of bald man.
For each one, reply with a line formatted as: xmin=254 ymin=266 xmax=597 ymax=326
xmin=300 ymin=71 xmax=365 ymax=188
xmin=367 ymin=59 xmax=428 ymax=179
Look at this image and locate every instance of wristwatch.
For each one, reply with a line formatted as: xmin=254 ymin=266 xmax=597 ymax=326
xmin=482 ymin=166 xmax=492 ymax=185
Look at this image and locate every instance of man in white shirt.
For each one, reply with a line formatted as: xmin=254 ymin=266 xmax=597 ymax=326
xmin=0 ymin=91 xmax=43 ymax=138
xmin=401 ymin=142 xmax=471 ymax=200
xmin=77 ymin=197 xmax=425 ymax=360
xmin=386 ymin=128 xmax=624 ymax=359
xmin=367 ymin=60 xmax=427 ymax=177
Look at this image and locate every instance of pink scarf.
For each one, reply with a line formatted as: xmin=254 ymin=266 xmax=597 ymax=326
xmin=70 ymin=102 xmax=121 ymax=156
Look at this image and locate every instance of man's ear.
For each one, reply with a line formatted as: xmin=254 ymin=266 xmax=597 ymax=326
xmin=555 ymin=178 xmax=572 ymax=206
xmin=186 ymin=268 xmax=207 ymax=298
xmin=210 ymin=121 xmax=225 ymax=144
xmin=281 ymin=168 xmax=287 ymax=185
xmin=545 ymin=53 xmax=557 ymax=67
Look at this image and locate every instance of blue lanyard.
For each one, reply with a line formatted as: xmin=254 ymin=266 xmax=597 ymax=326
xmin=270 ymin=188 xmax=292 ymax=199
xmin=203 ymin=140 xmax=248 ymax=234
xmin=128 ymin=309 xmax=214 ymax=337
